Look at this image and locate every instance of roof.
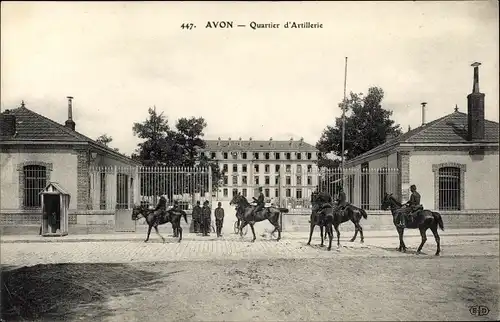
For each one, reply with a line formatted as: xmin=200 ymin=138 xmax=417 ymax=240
xmin=202 ymin=139 xmax=318 ymax=152
xmin=39 ymin=182 xmax=70 ymax=195
xmin=0 ymin=106 xmax=137 ymax=163
xmin=346 ymin=110 xmax=499 ymax=166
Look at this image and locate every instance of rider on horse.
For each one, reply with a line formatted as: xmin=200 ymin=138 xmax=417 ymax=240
xmin=336 ymin=186 xmax=348 ymax=213
xmin=251 ymin=187 xmax=265 ymax=220
xmin=397 ymin=184 xmax=422 ymax=228
xmin=154 ymin=196 xmax=167 ymax=222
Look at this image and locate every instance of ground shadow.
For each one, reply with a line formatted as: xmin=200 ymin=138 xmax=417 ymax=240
xmin=378 ymin=246 xmax=429 ymax=256
xmin=1 ymin=263 xmax=180 ymax=321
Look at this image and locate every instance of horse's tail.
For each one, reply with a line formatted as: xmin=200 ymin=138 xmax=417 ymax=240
xmin=433 ymin=211 xmax=444 ymax=231
xmin=359 ymin=208 xmax=368 ymax=220
xmin=182 ymin=210 xmax=188 ymax=224
xmin=279 ymin=208 xmax=289 ymax=213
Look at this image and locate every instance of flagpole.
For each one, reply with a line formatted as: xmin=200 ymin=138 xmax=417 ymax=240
xmin=341 ymin=57 xmax=348 ymax=185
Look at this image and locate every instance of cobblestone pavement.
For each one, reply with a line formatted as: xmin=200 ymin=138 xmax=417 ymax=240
xmin=1 ymin=233 xmax=498 ymax=267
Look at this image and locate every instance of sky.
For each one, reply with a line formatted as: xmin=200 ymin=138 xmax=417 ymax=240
xmin=1 ymin=1 xmax=499 ymax=155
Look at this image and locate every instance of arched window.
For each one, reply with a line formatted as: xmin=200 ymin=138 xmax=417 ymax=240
xmin=438 ymin=167 xmax=461 ymax=210
xmin=23 ymin=165 xmax=47 ymax=208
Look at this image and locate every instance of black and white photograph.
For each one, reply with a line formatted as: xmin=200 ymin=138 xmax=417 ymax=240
xmin=1 ymin=1 xmax=498 ymax=321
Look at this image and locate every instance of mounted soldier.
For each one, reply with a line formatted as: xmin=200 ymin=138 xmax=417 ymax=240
xmin=335 ymin=186 xmax=348 ymax=214
xmin=153 ymin=196 xmax=168 ymax=222
xmin=251 ymin=187 xmax=266 ymax=221
xmin=397 ymin=184 xmax=422 ymax=228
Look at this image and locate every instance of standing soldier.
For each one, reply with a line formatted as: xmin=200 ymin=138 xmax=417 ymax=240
xmin=192 ymin=200 xmax=202 ymax=233
xmin=215 ymin=202 xmax=225 ymax=237
xmin=202 ymin=200 xmax=211 ymax=236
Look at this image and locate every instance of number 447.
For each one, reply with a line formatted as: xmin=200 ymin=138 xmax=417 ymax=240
xmin=181 ymin=23 xmax=195 ymax=30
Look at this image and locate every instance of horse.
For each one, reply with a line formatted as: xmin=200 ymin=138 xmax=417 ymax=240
xmin=131 ymin=204 xmax=188 ymax=243
xmin=307 ymin=200 xmax=335 ymax=250
xmin=229 ymin=194 xmax=289 ymax=242
xmin=320 ymin=202 xmax=368 ymax=243
xmin=381 ymin=193 xmax=444 ymax=256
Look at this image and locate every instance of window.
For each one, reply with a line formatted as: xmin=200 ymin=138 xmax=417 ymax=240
xmin=254 ymin=152 xmax=259 ymax=160
xmin=223 ymin=188 xmax=228 ymax=197
xmin=307 ymin=176 xmax=312 ymax=185
xmin=297 ymin=153 xmax=302 ymax=160
xmin=296 ymin=189 xmax=303 ymax=199
xmin=200 ymin=152 xmax=205 ymax=158
xmin=265 ymin=176 xmax=270 ymax=185
xmin=297 ymin=165 xmax=302 ymax=173
xmin=232 ymin=176 xmax=238 ymax=185
xmin=265 ymin=188 xmax=270 ymax=197
xmin=286 ymin=188 xmax=291 ymax=197
xmin=275 ymin=176 xmax=280 ymax=185
xmin=275 ymin=189 xmax=279 ymax=198
xmin=275 ymin=152 xmax=280 ymax=160
xmin=242 ymin=176 xmax=248 ymax=185
xmin=254 ymin=176 xmax=260 ymax=185
xmin=242 ymin=152 xmax=247 ymax=159
xmin=211 ymin=152 xmax=216 ymax=159
xmin=23 ymin=165 xmax=47 ymax=208
xmin=232 ymin=188 xmax=238 ymax=197
xmin=223 ymin=164 xmax=228 ymax=172
xmin=242 ymin=164 xmax=248 ymax=172
xmin=232 ymin=164 xmax=238 ymax=172
xmin=286 ymin=176 xmax=291 ymax=185
xmin=242 ymin=188 xmax=247 ymax=197
xmin=232 ymin=152 xmax=237 ymax=160
xmin=286 ymin=152 xmax=291 ymax=160
xmin=438 ymin=167 xmax=461 ymax=210
xmin=307 ymin=165 xmax=312 ymax=173
xmin=285 ymin=164 xmax=291 ymax=173
xmin=296 ymin=176 xmax=302 ymax=185
xmin=254 ymin=164 xmax=259 ymax=173
xmin=307 ymin=153 xmax=312 ymax=160
xmin=223 ymin=176 xmax=228 ymax=185
xmin=275 ymin=164 xmax=280 ymax=172
xmin=223 ymin=152 xmax=228 ymax=159
xmin=264 ymin=152 xmax=269 ymax=160
xmin=265 ymin=164 xmax=270 ymax=173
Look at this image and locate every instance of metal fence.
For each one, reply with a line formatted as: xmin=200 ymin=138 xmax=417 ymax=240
xmin=88 ymin=166 xmax=213 ymax=211
xmin=214 ymin=167 xmax=401 ymax=213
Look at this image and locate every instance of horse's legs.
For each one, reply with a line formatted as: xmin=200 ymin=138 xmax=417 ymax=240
xmin=400 ymin=228 xmax=407 ymax=252
xmin=240 ymin=221 xmax=249 ymax=238
xmin=272 ymin=219 xmax=281 ymax=242
xmin=307 ymin=220 xmax=315 ymax=246
xmin=334 ymin=224 xmax=341 ymax=248
xmin=320 ymin=225 xmax=324 ymax=247
xmin=430 ymin=224 xmax=441 ymax=256
xmin=350 ymin=219 xmax=358 ymax=242
xmin=327 ymin=224 xmax=333 ymax=251
xmin=416 ymin=227 xmax=428 ymax=254
xmin=154 ymin=226 xmax=165 ymax=243
xmin=250 ymin=223 xmax=256 ymax=242
xmin=145 ymin=224 xmax=153 ymax=242
xmin=177 ymin=224 xmax=183 ymax=243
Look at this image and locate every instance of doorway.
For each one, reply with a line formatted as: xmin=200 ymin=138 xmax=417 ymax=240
xmin=44 ymin=195 xmax=61 ymax=233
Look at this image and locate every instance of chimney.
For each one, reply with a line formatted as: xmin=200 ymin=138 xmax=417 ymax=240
xmin=467 ymin=62 xmax=485 ymax=141
xmin=65 ymin=96 xmax=76 ymax=131
xmin=217 ymin=137 xmax=221 ymax=146
xmin=0 ymin=109 xmax=16 ymax=137
xmin=421 ymin=102 xmax=427 ymax=126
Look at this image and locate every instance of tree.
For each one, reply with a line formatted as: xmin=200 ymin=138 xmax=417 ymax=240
xmin=316 ymin=87 xmax=402 ymax=164
xmin=96 ymin=133 xmax=120 ymax=152
xmin=132 ymin=107 xmax=223 ymax=198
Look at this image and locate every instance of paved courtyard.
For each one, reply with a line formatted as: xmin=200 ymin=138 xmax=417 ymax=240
xmin=1 ymin=230 xmax=499 ymax=321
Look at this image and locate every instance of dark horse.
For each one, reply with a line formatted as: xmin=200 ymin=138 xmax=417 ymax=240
xmin=307 ymin=200 xmax=335 ymax=250
xmin=131 ymin=205 xmax=188 ymax=243
xmin=321 ymin=202 xmax=368 ymax=243
xmin=381 ymin=193 xmax=444 ymax=256
xmin=229 ymin=194 xmax=288 ymax=242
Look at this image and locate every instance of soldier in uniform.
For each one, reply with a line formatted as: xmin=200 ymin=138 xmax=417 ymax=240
xmin=336 ymin=187 xmax=348 ymax=213
xmin=201 ymin=200 xmax=211 ymax=236
xmin=192 ymin=200 xmax=202 ymax=233
xmin=252 ymin=187 xmax=265 ymax=220
xmin=398 ymin=184 xmax=421 ymax=228
xmin=171 ymin=200 xmax=180 ymax=237
xmin=154 ymin=196 xmax=167 ymax=223
xmin=214 ymin=201 xmax=225 ymax=237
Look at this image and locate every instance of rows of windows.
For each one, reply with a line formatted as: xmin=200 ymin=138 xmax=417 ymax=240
xmin=202 ymin=151 xmax=319 ymax=161
xmin=222 ymin=175 xmax=314 ymax=186
xmin=221 ymin=187 xmax=304 ymax=199
xmin=222 ymin=163 xmax=314 ymax=173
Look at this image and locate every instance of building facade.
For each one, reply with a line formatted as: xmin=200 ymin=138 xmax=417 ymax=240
xmin=344 ymin=64 xmax=499 ymax=213
xmin=200 ymin=137 xmax=320 ymax=205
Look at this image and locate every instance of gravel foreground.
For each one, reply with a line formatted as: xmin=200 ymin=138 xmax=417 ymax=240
xmin=2 ymin=256 xmax=498 ymax=322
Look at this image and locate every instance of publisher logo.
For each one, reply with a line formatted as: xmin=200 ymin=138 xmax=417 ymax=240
xmin=469 ymin=305 xmax=490 ymax=317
